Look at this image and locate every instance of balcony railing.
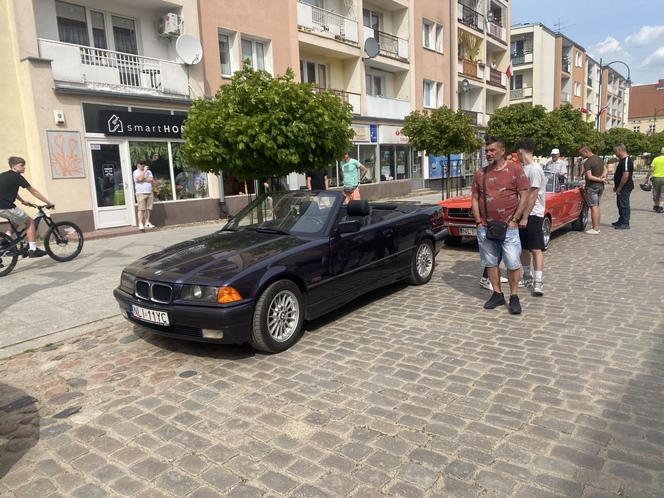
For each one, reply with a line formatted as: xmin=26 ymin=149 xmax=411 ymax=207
xmin=363 ymin=27 xmax=409 ymax=61
xmin=366 ymin=95 xmax=411 ymax=120
xmin=488 ymin=21 xmax=506 ymax=42
xmin=313 ymin=87 xmax=361 ymax=114
xmin=510 ymin=87 xmax=533 ymax=99
xmin=458 ymin=58 xmax=484 ymax=79
xmin=561 ymin=92 xmax=571 ymax=102
xmin=487 ymin=67 xmax=506 ymax=87
xmin=457 ymin=2 xmax=484 ymax=33
xmin=511 ymin=50 xmax=533 ymax=65
xmin=38 ymin=39 xmax=188 ymax=97
xmin=461 ymin=109 xmax=479 ymax=125
xmin=297 ymin=1 xmax=359 ymax=43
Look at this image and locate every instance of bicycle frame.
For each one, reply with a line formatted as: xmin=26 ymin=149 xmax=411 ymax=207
xmin=4 ymin=207 xmax=56 ymax=252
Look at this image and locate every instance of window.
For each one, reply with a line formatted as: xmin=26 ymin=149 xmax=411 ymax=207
xmin=574 ymin=81 xmax=581 ymax=97
xmin=575 ymin=51 xmax=583 ymax=67
xmin=423 ymin=80 xmax=442 ymax=108
xmin=648 ymin=124 xmax=656 ymax=133
xmin=436 ymin=82 xmax=443 ymax=106
xmin=219 ymin=33 xmax=231 ymax=76
xmin=300 ymin=60 xmax=327 ymax=88
xmin=90 ymin=11 xmax=107 ymax=49
xmin=241 ymin=38 xmax=265 ymax=70
xmin=112 ymin=16 xmax=138 ymax=55
xmin=56 ymin=1 xmax=89 ymax=46
xmin=172 ymin=143 xmax=209 ymax=200
xmin=365 ymin=74 xmax=385 ymax=96
xmin=423 ymin=20 xmax=433 ymax=49
xmin=363 ymin=9 xmax=380 ymax=30
xmin=510 ymin=74 xmax=523 ymax=90
xmin=435 ymin=25 xmax=443 ymax=52
xmin=633 ymin=126 xmax=640 ymax=133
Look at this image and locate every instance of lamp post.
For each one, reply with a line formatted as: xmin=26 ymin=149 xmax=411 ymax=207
xmin=652 ymin=107 xmax=664 ymax=135
xmin=595 ymin=58 xmax=631 ymax=130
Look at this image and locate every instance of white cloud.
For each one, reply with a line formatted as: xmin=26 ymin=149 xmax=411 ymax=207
xmin=626 ymin=26 xmax=664 ymax=46
xmin=644 ymin=46 xmax=664 ymax=66
xmin=588 ymin=36 xmax=631 ymax=61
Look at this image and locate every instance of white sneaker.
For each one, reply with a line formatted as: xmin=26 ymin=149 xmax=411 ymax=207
xmin=585 ymin=228 xmax=600 ymax=234
xmin=479 ymin=277 xmax=493 ymax=291
xmin=518 ymin=275 xmax=533 ymax=288
xmin=145 ymin=222 xmax=155 ymax=228
xmin=533 ymin=280 xmax=544 ymax=296
xmin=138 ymin=224 xmax=145 ymax=230
xmin=500 ymin=276 xmax=508 ymax=283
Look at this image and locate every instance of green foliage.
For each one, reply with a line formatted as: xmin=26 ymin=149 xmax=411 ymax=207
xmin=647 ymin=131 xmax=664 ymax=156
xmin=182 ymin=66 xmax=354 ymax=179
xmin=487 ymin=103 xmax=603 ymax=157
xmin=402 ymin=106 xmax=482 ymax=157
xmin=600 ymin=127 xmax=650 ymax=156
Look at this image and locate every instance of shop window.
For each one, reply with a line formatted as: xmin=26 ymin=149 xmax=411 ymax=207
xmin=395 ymin=145 xmax=410 ymax=180
xmin=380 ymin=145 xmax=395 ymax=181
xmin=130 ymin=142 xmax=172 ymax=201
xmin=358 ymin=145 xmax=377 ymax=183
xmin=82 ymin=103 xmax=128 ymax=133
xmin=171 ymin=143 xmax=209 ymax=199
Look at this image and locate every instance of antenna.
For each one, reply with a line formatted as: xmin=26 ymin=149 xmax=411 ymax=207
xmin=554 ymin=18 xmax=573 ymax=34
xmin=175 ymin=34 xmax=203 ymax=65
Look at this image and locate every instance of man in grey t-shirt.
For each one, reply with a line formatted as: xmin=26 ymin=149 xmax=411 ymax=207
xmin=516 ymin=139 xmax=546 ymax=296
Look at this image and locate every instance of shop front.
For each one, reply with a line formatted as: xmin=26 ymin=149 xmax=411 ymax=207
xmin=82 ymin=104 xmax=218 ymax=229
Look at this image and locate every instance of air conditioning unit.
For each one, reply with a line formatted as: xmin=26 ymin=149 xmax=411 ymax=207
xmin=157 ymin=13 xmax=181 ymax=38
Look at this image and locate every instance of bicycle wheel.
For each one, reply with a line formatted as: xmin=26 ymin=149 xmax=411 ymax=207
xmin=0 ymin=234 xmax=18 ymax=277
xmin=44 ymin=222 xmax=84 ymax=262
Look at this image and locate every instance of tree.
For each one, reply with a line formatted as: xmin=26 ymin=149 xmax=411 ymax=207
xmin=403 ymin=106 xmax=481 ymax=198
xmin=486 ymin=103 xmax=549 ymax=154
xmin=601 ymin=127 xmax=649 ymax=156
xmin=183 ymin=66 xmax=354 ymax=180
xmin=646 ymin=131 xmax=664 ymax=156
xmin=546 ymin=104 xmax=602 ymax=157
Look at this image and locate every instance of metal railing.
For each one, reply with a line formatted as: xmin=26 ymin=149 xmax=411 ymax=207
xmin=488 ymin=67 xmax=503 ymax=86
xmin=457 ymin=2 xmax=484 ymax=32
xmin=461 ymin=109 xmax=479 ymax=125
xmin=372 ymin=29 xmax=399 ymax=58
xmin=510 ymin=87 xmax=532 ymax=99
xmin=78 ymin=46 xmax=162 ymax=90
xmin=511 ymin=49 xmax=533 ymax=65
xmin=310 ymin=4 xmax=347 ymax=38
xmin=488 ymin=21 xmax=506 ymax=41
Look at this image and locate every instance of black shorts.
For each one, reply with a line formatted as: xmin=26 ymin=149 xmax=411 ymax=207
xmin=519 ymin=215 xmax=545 ymax=250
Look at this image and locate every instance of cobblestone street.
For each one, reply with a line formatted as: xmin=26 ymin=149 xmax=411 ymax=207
xmin=0 ymin=192 xmax=662 ymax=498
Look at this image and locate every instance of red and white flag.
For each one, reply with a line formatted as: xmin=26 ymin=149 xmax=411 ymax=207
xmin=506 ymin=62 xmax=512 ymax=79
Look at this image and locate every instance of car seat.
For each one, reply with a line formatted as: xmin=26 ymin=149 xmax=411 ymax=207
xmin=345 ymin=200 xmax=371 ymax=226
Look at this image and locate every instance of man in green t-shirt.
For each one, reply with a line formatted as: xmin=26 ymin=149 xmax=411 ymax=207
xmin=579 ymin=145 xmax=607 ymax=234
xmin=339 ymin=152 xmax=368 ymax=204
xmin=644 ymin=147 xmax=664 ymax=213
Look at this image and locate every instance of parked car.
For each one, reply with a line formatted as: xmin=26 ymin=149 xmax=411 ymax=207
xmin=114 ymin=191 xmax=443 ymax=353
xmin=439 ymin=172 xmax=588 ymax=249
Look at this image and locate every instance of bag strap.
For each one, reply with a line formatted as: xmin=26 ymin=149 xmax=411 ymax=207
xmin=482 ymin=167 xmax=490 ymax=222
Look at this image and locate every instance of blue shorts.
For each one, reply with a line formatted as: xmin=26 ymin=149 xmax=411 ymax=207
xmin=477 ymin=227 xmax=522 ymax=270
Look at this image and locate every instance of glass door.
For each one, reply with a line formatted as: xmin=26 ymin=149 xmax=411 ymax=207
xmin=89 ymin=142 xmax=134 ymax=228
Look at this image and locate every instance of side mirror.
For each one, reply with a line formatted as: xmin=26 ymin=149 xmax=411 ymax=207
xmin=337 ymin=220 xmax=361 ymax=234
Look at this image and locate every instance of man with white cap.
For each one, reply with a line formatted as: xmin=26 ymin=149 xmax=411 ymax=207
xmin=545 ymin=148 xmax=568 ymax=183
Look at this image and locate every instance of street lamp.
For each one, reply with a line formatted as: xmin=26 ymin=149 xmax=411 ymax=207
xmin=595 ymin=58 xmax=632 ymax=130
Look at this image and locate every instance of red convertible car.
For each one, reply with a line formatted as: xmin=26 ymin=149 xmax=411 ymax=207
xmin=439 ymin=172 xmax=588 ymax=249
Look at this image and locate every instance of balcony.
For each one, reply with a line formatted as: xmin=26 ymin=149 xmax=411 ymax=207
xmin=366 ymin=95 xmax=410 ymax=120
xmin=458 ymin=59 xmax=485 ymax=80
xmin=561 ymin=92 xmax=571 ymax=102
xmin=587 ymin=77 xmax=593 ymax=88
xmin=511 ymin=50 xmax=533 ymax=66
xmin=297 ymin=1 xmax=359 ymax=44
xmin=363 ymin=27 xmax=409 ymax=61
xmin=38 ymin=39 xmax=188 ymax=98
xmin=461 ymin=110 xmax=485 ymax=126
xmin=313 ymin=87 xmax=361 ymax=114
xmin=561 ymin=59 xmax=571 ymax=74
xmin=510 ymin=87 xmax=533 ymax=100
xmin=488 ymin=22 xmax=506 ymax=42
xmin=457 ymin=2 xmax=484 ymax=33
xmin=487 ymin=67 xmax=506 ymax=88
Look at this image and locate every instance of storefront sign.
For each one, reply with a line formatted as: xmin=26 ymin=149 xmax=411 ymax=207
xmin=100 ymin=111 xmax=186 ymax=139
xmin=379 ymin=125 xmax=410 ymax=144
xmin=351 ymin=125 xmax=371 ymax=143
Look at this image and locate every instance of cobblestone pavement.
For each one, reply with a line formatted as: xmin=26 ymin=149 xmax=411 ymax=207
xmin=0 ymin=192 xmax=662 ymax=497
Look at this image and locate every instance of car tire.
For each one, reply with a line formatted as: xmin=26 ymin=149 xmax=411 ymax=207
xmin=571 ymin=204 xmax=588 ymax=231
xmin=250 ymin=280 xmax=304 ymax=353
xmin=543 ymin=216 xmax=552 ymax=250
xmin=443 ymin=234 xmax=463 ymax=247
xmin=406 ymin=239 xmax=435 ymax=285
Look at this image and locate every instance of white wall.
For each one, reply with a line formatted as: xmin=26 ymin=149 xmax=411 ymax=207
xmin=533 ymin=25 xmax=555 ymax=110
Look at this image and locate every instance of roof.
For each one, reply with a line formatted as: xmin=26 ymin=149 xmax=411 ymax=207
xmin=510 ymin=22 xmax=557 ymax=38
xmin=628 ymin=80 xmax=664 ymax=118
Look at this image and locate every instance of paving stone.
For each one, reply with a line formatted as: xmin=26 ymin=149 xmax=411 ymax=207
xmin=201 ymin=468 xmax=241 ymax=491
xmin=155 ymin=470 xmax=198 ymax=496
xmin=130 ymin=457 xmax=170 ymax=480
xmin=71 ymin=483 xmax=108 ymax=498
xmin=110 ymin=477 xmax=146 ymax=496
xmin=258 ymin=470 xmax=298 ymax=493
xmin=14 ymin=478 xmax=57 ymax=498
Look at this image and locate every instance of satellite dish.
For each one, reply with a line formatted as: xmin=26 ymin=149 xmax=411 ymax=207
xmin=364 ymin=37 xmax=380 ymax=58
xmin=175 ymin=34 xmax=203 ymax=65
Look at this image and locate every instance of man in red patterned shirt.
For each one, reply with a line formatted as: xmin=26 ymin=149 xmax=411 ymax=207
xmin=471 ymin=137 xmax=530 ymax=314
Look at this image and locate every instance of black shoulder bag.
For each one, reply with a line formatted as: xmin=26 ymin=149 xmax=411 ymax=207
xmin=482 ymin=167 xmax=508 ymax=241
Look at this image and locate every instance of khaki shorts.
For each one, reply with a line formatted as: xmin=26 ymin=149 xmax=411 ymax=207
xmin=0 ymin=206 xmax=29 ymax=229
xmin=136 ymin=193 xmax=154 ymax=211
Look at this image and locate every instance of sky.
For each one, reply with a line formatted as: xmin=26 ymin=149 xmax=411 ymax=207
xmin=510 ymin=0 xmax=664 ymax=85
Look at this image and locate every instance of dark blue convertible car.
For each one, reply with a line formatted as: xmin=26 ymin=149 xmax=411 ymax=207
xmin=114 ymin=190 xmax=443 ymax=352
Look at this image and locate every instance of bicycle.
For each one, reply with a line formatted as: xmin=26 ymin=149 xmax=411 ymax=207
xmin=0 ymin=204 xmax=84 ymax=277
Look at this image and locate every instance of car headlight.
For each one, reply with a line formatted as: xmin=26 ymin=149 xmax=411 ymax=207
xmin=180 ymin=285 xmax=243 ymax=304
xmin=120 ymin=272 xmax=136 ymax=292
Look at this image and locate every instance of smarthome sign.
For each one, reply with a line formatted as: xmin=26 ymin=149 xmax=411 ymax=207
xmin=100 ymin=111 xmax=185 ymax=139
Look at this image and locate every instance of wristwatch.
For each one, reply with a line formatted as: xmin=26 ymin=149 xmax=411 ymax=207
xmin=510 ymin=216 xmax=521 ymax=223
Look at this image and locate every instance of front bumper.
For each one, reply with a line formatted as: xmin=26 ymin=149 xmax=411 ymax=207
xmin=113 ymin=287 xmax=254 ymax=344
xmin=445 ymin=221 xmax=477 ymax=238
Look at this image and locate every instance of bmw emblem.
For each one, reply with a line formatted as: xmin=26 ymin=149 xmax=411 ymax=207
xmin=154 ymin=270 xmax=163 ymax=276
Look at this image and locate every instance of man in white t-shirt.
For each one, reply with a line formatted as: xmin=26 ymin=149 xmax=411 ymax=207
xmin=133 ymin=159 xmax=155 ymax=230
xmin=544 ymin=148 xmax=568 ymax=183
xmin=516 ymin=138 xmax=546 ymax=296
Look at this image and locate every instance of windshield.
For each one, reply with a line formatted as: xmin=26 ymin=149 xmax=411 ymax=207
xmin=544 ymin=172 xmax=556 ymax=193
xmin=223 ymin=191 xmax=340 ymax=236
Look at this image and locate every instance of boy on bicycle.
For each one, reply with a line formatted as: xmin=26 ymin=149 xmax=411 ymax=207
xmin=0 ymin=156 xmax=54 ymax=257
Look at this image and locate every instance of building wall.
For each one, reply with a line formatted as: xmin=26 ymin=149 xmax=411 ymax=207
xmin=533 ymin=25 xmax=555 ymax=110
xmin=198 ymin=0 xmax=299 ymax=96
xmin=571 ymin=47 xmax=585 ymax=109
xmin=553 ymin=36 xmax=563 ymax=108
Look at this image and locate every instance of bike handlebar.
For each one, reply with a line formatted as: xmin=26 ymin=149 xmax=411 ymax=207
xmin=26 ymin=203 xmax=55 ymax=210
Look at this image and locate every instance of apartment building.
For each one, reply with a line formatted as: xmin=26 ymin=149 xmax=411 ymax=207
xmin=455 ymin=0 xmax=510 ymax=130
xmin=509 ymin=23 xmax=629 ymax=132
xmin=627 ymin=79 xmax=664 ymax=135
xmin=0 ymin=0 xmax=218 ymax=232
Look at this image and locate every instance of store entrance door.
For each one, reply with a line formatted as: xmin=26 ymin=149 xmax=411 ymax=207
xmin=88 ymin=141 xmax=135 ymax=228
xmin=411 ymin=150 xmax=424 ymax=190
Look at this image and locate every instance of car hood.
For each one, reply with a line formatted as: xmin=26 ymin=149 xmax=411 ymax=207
xmin=125 ymin=230 xmax=306 ymax=283
xmin=438 ymin=195 xmax=472 ymax=208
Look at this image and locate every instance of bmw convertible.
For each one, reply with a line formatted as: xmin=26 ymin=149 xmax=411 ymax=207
xmin=114 ymin=190 xmax=443 ymax=353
